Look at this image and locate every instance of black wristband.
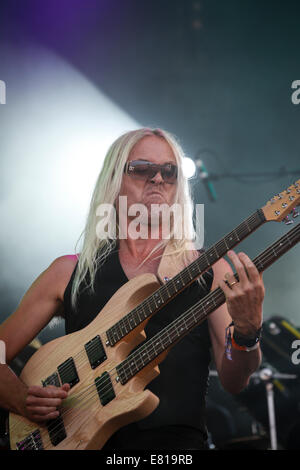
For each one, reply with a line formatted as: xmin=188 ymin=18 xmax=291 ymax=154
xmin=233 ymin=327 xmax=262 ymax=348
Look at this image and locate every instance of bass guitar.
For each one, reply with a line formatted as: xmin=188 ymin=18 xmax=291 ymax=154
xmin=8 ymin=181 xmax=300 ymax=449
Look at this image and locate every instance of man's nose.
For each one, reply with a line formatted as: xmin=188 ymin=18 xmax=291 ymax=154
xmin=150 ymin=170 xmax=164 ymax=184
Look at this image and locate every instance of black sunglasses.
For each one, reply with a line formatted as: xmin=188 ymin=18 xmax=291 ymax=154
xmin=124 ymin=160 xmax=178 ymax=184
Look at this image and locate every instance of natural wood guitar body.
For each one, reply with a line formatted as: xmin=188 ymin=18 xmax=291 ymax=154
xmin=9 ymin=273 xmax=162 ymax=450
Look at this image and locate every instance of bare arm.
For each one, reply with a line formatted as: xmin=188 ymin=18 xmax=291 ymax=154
xmin=0 ymin=255 xmax=77 ymax=421
xmin=208 ymin=250 xmax=264 ymax=394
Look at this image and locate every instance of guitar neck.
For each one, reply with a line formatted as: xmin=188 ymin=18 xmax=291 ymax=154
xmin=107 ymin=209 xmax=266 ymax=345
xmin=117 ymin=223 xmax=300 ymax=385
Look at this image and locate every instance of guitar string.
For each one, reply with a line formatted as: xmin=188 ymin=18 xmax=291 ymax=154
xmin=37 ymin=212 xmax=262 ymax=384
xmin=18 ymin=227 xmax=299 ymax=450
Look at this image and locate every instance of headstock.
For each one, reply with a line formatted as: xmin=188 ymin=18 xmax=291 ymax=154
xmin=262 ymin=179 xmax=300 ymax=223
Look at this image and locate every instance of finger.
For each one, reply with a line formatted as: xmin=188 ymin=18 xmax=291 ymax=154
xmin=28 ymin=385 xmax=69 ymax=399
xmin=237 ymin=252 xmax=260 ymax=283
xmin=26 ymin=395 xmax=64 ymax=408
xmin=219 ymin=278 xmax=235 ymax=298
xmin=227 ymin=250 xmax=249 ymax=286
xmin=27 ymin=405 xmax=58 ymax=416
xmin=224 ymin=272 xmax=239 ymax=289
xmin=31 ymin=410 xmax=60 ymax=423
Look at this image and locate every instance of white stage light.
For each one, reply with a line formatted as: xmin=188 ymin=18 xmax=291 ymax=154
xmin=0 ymin=42 xmax=139 ymax=286
xmin=182 ymin=157 xmax=196 ymax=178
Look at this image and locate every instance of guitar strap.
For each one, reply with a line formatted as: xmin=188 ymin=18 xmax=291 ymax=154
xmin=0 ymin=341 xmax=6 ymax=364
xmin=157 ymin=240 xmax=199 ymax=284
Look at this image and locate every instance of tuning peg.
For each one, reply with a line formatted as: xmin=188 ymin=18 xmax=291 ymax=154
xmin=292 ymin=208 xmax=299 ymax=218
xmin=284 ymin=215 xmax=294 ymax=225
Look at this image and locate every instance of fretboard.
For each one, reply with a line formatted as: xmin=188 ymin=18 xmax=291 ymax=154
xmin=107 ymin=209 xmax=265 ymax=345
xmin=116 ymin=223 xmax=300 ymax=385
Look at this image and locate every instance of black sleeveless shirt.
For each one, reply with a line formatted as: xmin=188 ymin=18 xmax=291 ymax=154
xmin=63 ymin=249 xmax=214 ymax=449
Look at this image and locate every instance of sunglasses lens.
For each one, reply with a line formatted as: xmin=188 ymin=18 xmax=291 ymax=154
xmin=162 ymin=164 xmax=177 ymax=183
xmin=128 ymin=162 xmax=156 ymax=179
xmin=126 ymin=161 xmax=177 ymax=183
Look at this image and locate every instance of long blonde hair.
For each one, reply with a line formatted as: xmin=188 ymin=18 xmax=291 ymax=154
xmin=71 ymin=127 xmax=198 ymax=309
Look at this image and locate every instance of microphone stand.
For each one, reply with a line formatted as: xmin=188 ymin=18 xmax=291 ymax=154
xmin=253 ymin=368 xmax=297 ymax=450
xmin=209 ymin=367 xmax=298 ymax=450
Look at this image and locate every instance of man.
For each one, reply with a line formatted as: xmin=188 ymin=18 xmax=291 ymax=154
xmin=0 ymin=128 xmax=264 ymax=449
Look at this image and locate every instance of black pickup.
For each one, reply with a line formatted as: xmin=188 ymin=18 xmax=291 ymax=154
xmin=84 ymin=335 xmax=107 ymax=369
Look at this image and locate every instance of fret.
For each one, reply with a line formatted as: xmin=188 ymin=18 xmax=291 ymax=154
xmin=127 ymin=357 xmax=137 ymax=376
xmin=142 ymin=302 xmax=150 ymax=318
xmin=244 ymin=218 xmax=251 ymax=233
xmin=148 ymin=342 xmax=156 ymax=361
xmin=157 ymin=287 xmax=165 ymax=304
xmin=133 ymin=307 xmax=141 ymax=324
xmin=173 ymin=322 xmax=181 ymax=339
xmin=192 ymin=308 xmax=198 ymax=325
xmin=130 ymin=312 xmax=138 ymax=327
xmin=186 ymin=265 xmax=194 ymax=281
xmin=111 ymin=326 xmax=121 ymax=342
xmin=152 ymin=337 xmax=163 ymax=356
xmin=211 ymin=295 xmax=218 ymax=309
xmin=172 ymin=277 xmax=180 ymax=292
xmin=213 ymin=244 xmax=219 ymax=259
xmin=182 ymin=315 xmax=189 ymax=331
xmin=190 ymin=263 xmax=198 ymax=276
xmin=205 ymin=247 xmax=216 ymax=264
xmin=141 ymin=344 xmax=151 ymax=364
xmin=222 ymin=236 xmax=229 ymax=251
xmin=164 ymin=282 xmax=172 ymax=299
xmin=176 ymin=322 xmax=184 ymax=339
xmin=153 ymin=291 xmax=162 ymax=308
xmin=225 ymin=232 xmax=237 ymax=248
xmin=134 ymin=352 xmax=141 ymax=371
xmin=145 ymin=298 xmax=153 ymax=315
xmin=233 ymin=228 xmax=240 ymax=242
xmin=202 ymin=251 xmax=210 ymax=269
xmin=178 ymin=270 xmax=185 ymax=288
xmin=201 ymin=300 xmax=207 ymax=319
xmin=114 ymin=328 xmax=121 ymax=341
xmin=122 ymin=321 xmax=129 ymax=335
xmin=119 ymin=363 xmax=128 ymax=383
xmin=135 ymin=350 xmax=145 ymax=370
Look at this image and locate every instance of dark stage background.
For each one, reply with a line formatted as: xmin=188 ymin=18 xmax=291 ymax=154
xmin=0 ymin=0 xmax=299 ymax=450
